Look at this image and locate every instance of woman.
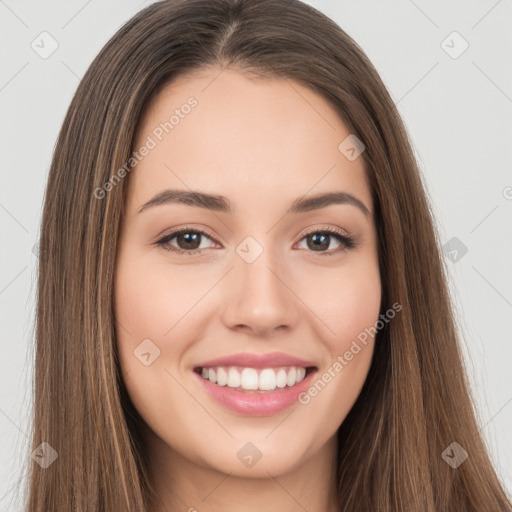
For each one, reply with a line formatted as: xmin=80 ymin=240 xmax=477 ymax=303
xmin=27 ymin=0 xmax=511 ymax=510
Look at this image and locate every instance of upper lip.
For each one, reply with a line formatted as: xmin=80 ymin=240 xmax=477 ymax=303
xmin=194 ymin=352 xmax=317 ymax=370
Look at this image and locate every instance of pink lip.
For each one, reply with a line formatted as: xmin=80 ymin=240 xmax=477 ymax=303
xmin=193 ymin=368 xmax=318 ymax=416
xmin=194 ymin=351 xmax=317 ymax=370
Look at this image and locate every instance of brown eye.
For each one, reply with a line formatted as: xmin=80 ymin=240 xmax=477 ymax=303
xmin=155 ymin=228 xmax=218 ymax=255
xmin=175 ymin=231 xmax=202 ymax=250
xmin=296 ymin=229 xmax=357 ymax=256
xmin=306 ymin=232 xmax=331 ymax=251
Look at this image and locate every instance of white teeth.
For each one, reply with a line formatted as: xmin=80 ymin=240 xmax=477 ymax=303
xmin=286 ymin=367 xmax=297 ymax=387
xmin=227 ymin=367 xmax=241 ymax=388
xmin=259 ymin=368 xmax=277 ymax=391
xmin=216 ymin=367 xmax=228 ymax=386
xmin=241 ymin=368 xmax=259 ymax=390
xmin=276 ymin=368 xmax=287 ymax=388
xmin=199 ymin=365 xmax=309 ymax=391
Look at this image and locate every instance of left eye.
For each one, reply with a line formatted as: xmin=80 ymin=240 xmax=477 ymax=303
xmin=154 ymin=227 xmax=356 ymax=256
xmin=295 ymin=230 xmax=355 ymax=253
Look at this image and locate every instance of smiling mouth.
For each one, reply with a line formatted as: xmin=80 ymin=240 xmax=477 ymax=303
xmin=193 ymin=365 xmax=317 ymax=393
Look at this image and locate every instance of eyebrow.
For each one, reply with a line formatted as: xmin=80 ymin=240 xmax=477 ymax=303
xmin=137 ymin=189 xmax=371 ymax=217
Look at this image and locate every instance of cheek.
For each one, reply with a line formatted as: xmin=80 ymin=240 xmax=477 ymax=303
xmin=331 ymin=274 xmax=381 ymax=351
xmin=115 ymin=254 xmax=177 ymax=336
xmin=296 ymin=257 xmax=382 ymax=347
xmin=113 ymin=250 xmax=213 ymax=416
xmin=113 ymin=253 xmax=182 ymax=402
xmin=113 ymin=272 xmax=187 ymax=437
xmin=114 ymin=252 xmax=208 ymax=355
xmin=293 ymin=260 xmax=381 ymax=420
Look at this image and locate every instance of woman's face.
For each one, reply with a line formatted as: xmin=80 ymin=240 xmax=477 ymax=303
xmin=114 ymin=67 xmax=381 ymax=478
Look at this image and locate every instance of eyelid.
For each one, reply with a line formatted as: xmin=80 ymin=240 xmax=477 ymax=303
xmin=294 ymin=223 xmax=351 ymax=240
xmin=154 ymin=223 xmax=215 ymax=238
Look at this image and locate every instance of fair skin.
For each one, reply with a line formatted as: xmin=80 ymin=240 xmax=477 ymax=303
xmin=114 ymin=67 xmax=381 ymax=512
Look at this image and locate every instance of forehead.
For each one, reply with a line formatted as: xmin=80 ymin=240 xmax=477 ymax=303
xmin=127 ymin=67 xmax=372 ymax=215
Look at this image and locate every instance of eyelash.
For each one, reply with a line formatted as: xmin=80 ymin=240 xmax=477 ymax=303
xmin=154 ymin=225 xmax=357 ymax=257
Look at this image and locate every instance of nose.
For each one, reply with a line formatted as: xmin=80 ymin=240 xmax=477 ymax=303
xmin=220 ymin=244 xmax=300 ymax=337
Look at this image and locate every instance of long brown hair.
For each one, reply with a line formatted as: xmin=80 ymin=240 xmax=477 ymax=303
xmin=27 ymin=0 xmax=511 ymax=510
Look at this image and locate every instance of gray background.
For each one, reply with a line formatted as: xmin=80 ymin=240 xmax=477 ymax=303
xmin=1 ymin=0 xmax=511 ymax=509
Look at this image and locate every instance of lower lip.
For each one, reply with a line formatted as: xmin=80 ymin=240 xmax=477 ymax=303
xmin=193 ymin=368 xmax=317 ymax=416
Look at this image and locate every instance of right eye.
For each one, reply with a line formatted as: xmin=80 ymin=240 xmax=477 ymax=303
xmin=154 ymin=226 xmax=220 ymax=256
